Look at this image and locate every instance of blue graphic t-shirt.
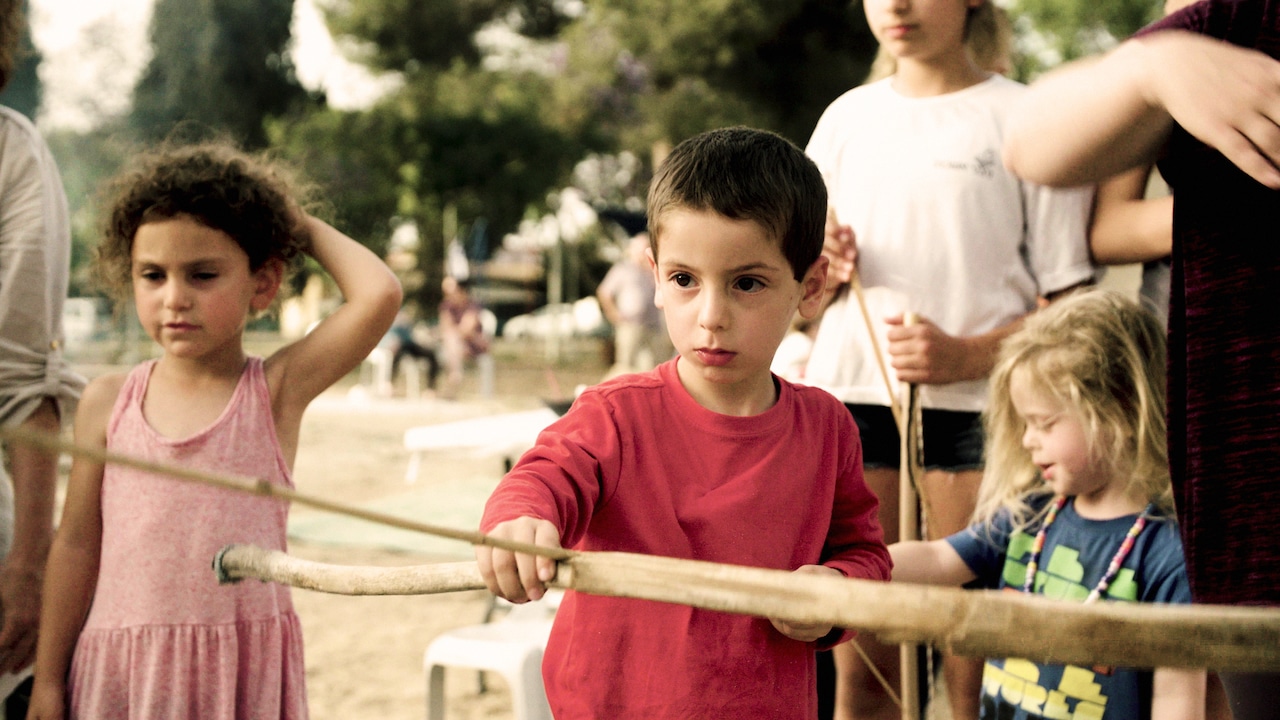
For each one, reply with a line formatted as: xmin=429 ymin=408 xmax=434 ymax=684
xmin=947 ymin=496 xmax=1190 ymax=720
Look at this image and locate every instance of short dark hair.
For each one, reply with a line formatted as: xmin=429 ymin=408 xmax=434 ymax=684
xmin=646 ymin=126 xmax=827 ymax=280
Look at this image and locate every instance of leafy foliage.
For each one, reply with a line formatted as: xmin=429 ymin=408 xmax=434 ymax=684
xmin=1010 ymin=0 xmax=1162 ymax=76
xmin=321 ymin=0 xmax=572 ymax=71
xmin=130 ymin=0 xmax=310 ymax=147
xmin=0 ymin=0 xmax=40 ymax=119
xmin=594 ymin=0 xmax=876 ymax=146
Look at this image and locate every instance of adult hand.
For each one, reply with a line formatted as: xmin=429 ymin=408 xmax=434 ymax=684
xmin=475 ymin=516 xmax=562 ymax=603
xmin=769 ymin=565 xmax=842 ymax=642
xmin=1138 ymin=31 xmax=1280 ymax=189
xmin=0 ymin=562 xmax=40 ymax=673
xmin=885 ymin=314 xmax=974 ymax=385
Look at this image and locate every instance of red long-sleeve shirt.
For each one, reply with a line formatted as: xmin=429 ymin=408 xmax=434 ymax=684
xmin=482 ymin=360 xmax=890 ymax=719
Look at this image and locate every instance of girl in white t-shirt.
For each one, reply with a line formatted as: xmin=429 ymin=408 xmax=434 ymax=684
xmin=804 ymin=1 xmax=1095 ymax=718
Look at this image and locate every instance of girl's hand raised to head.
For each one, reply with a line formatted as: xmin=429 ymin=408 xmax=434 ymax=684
xmin=266 ymin=216 xmax=402 ymax=425
xmin=475 ymin=517 xmax=563 ymax=603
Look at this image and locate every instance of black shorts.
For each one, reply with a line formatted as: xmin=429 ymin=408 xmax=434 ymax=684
xmin=845 ymin=404 xmax=984 ymax=471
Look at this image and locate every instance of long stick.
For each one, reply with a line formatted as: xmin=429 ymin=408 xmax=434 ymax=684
xmin=0 ymin=425 xmax=572 ymax=561
xmin=898 ymin=312 xmax=922 ymax=720
xmin=22 ymin=425 xmax=1280 ymax=674
xmin=215 ymin=544 xmax=1280 ymax=673
xmin=850 ymin=272 xmax=904 ymax=435
xmin=829 ymin=206 xmax=904 ymax=433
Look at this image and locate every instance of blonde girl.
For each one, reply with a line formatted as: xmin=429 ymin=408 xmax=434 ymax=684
xmin=804 ymin=0 xmax=1096 ymax=717
xmin=891 ymin=289 xmax=1205 ymax=720
xmin=29 ymin=142 xmax=402 ymax=719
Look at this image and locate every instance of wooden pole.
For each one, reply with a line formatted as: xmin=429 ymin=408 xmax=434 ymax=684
xmin=15 ymin=425 xmax=1280 ymax=674
xmin=0 ymin=425 xmax=572 ymax=561
xmin=216 ymin=544 xmax=1280 ymax=673
xmin=898 ymin=311 xmax=921 ymax=720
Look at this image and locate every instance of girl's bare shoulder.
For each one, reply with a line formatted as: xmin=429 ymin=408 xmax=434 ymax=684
xmin=75 ymin=371 xmax=131 ymax=441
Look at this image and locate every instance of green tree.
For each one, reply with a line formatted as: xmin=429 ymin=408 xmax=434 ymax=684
xmin=271 ymin=62 xmax=590 ymax=310
xmin=588 ymin=0 xmax=876 ymax=148
xmin=1011 ymin=0 xmax=1162 ymax=77
xmin=295 ymin=0 xmax=881 ymax=313
xmin=300 ymin=0 xmax=599 ymax=309
xmin=131 ymin=0 xmax=310 ymax=147
xmin=45 ymin=123 xmax=138 ymax=297
xmin=0 ymin=0 xmax=40 ymax=119
xmin=323 ymin=0 xmax=570 ymax=71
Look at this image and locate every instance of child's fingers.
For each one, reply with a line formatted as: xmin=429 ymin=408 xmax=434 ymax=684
xmin=477 ymin=517 xmax=562 ymax=603
xmin=513 ymin=545 xmax=546 ymax=602
xmin=768 ymin=617 xmax=833 ymax=643
xmin=474 ymin=545 xmax=501 ymax=596
xmin=534 ymin=522 xmax=562 ymax=584
xmin=770 ymin=565 xmax=840 ymax=641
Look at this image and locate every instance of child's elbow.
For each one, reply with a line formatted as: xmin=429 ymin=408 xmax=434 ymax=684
xmin=370 ymin=272 xmax=405 ymax=326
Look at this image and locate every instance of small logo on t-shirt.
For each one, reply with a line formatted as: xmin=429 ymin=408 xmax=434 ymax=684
xmin=934 ymin=149 xmax=998 ymax=178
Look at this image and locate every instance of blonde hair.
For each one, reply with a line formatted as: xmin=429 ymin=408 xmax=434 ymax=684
xmin=974 ymin=289 xmax=1171 ymax=530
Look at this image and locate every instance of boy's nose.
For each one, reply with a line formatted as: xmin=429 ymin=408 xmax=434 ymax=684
xmin=697 ymin=291 xmax=728 ymax=331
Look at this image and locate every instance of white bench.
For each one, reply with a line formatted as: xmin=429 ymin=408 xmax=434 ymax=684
xmin=402 ymin=407 xmax=562 ymax=483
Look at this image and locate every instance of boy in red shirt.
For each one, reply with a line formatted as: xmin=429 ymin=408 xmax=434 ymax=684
xmin=477 ymin=126 xmax=891 ymax=720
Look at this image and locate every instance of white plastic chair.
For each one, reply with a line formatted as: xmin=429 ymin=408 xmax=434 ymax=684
xmin=477 ymin=309 xmax=497 ymax=398
xmin=423 ymin=592 xmax=561 ymax=720
xmin=361 ymin=346 xmax=395 ymax=397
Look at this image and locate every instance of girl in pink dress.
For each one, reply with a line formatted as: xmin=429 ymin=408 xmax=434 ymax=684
xmin=28 ymin=142 xmax=402 ymax=719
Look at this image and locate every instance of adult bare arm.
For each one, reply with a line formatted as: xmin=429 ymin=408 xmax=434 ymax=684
xmin=0 ymin=398 xmax=59 ymax=674
xmin=1004 ymin=31 xmax=1280 ymax=190
xmin=1090 ymin=166 xmax=1173 ymax=265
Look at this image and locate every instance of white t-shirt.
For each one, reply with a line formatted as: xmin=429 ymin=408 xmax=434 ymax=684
xmin=804 ymin=75 xmax=1095 ymax=412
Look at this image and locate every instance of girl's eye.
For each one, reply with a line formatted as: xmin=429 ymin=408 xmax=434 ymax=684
xmin=139 ymin=270 xmax=164 ymax=282
xmin=192 ymin=272 xmax=218 ymax=281
xmin=1030 ymin=418 xmax=1055 ymax=432
xmin=734 ymin=277 xmax=764 ymax=292
xmin=671 ymin=273 xmax=693 ymax=288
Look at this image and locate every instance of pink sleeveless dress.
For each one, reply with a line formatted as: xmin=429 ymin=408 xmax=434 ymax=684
xmin=69 ymin=358 xmax=308 ymax=719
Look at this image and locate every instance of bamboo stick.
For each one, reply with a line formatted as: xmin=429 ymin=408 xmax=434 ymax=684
xmin=898 ymin=311 xmax=922 ymax=720
xmin=15 ymin=424 xmax=1280 ymax=675
xmin=0 ymin=425 xmax=572 ymax=562
xmin=213 ymin=545 xmax=487 ymax=595
xmin=216 ymin=544 xmax=1280 ymax=673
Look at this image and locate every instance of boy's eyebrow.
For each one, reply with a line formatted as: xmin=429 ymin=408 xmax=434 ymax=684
xmin=657 ymin=258 xmax=785 ymax=275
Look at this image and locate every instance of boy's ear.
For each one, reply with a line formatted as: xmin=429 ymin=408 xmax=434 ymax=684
xmin=250 ymin=259 xmax=285 ymax=312
xmin=797 ymin=255 xmax=829 ymax=320
xmin=647 ymin=246 xmax=665 ymax=309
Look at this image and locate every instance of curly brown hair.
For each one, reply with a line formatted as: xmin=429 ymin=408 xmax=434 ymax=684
xmin=94 ymin=141 xmax=312 ymax=301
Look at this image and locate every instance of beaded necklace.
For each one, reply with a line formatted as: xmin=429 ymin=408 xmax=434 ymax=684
xmin=1021 ymin=496 xmax=1154 ymax=603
